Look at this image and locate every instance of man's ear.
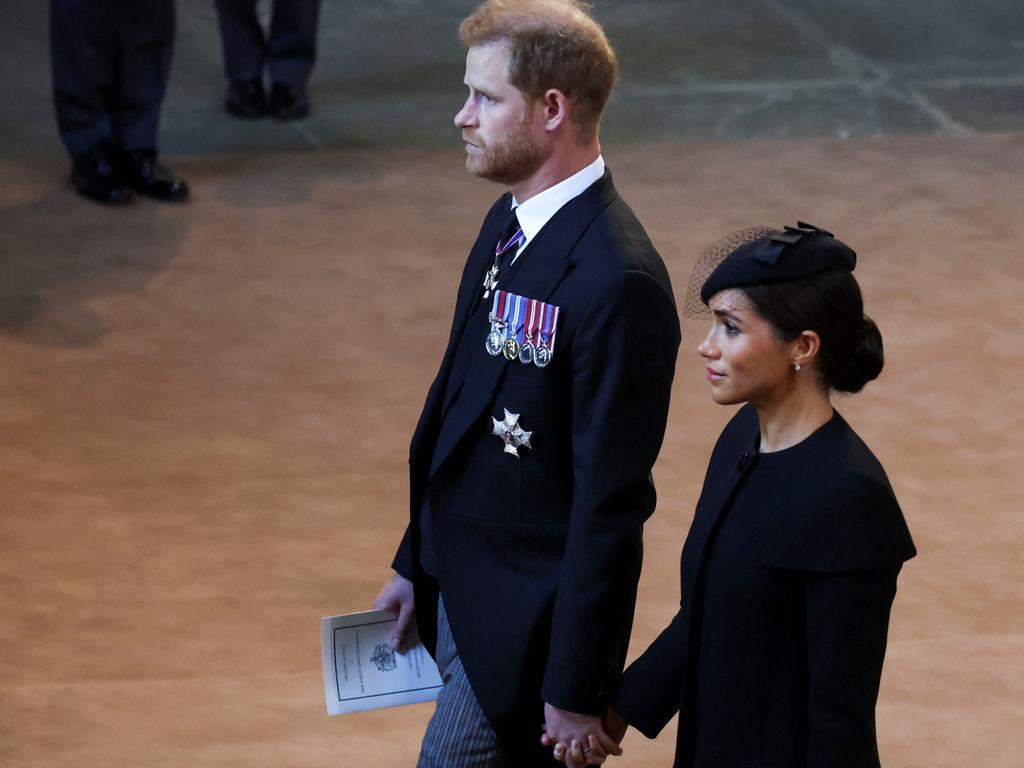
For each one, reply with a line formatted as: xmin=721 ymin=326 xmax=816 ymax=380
xmin=540 ymin=88 xmax=570 ymax=132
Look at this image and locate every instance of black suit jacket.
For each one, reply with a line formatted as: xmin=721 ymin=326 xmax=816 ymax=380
xmin=614 ymin=405 xmax=916 ymax=768
xmin=392 ymin=171 xmax=680 ymax=756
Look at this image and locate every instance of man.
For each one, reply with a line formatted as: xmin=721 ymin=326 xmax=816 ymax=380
xmin=214 ymin=0 xmax=322 ymax=120
xmin=50 ymin=0 xmax=189 ymax=205
xmin=373 ymin=1 xmax=680 ymax=764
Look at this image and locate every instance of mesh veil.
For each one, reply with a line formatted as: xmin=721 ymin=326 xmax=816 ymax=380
xmin=682 ymin=225 xmax=779 ymax=318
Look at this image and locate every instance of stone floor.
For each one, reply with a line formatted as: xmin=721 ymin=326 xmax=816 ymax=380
xmin=2 ymin=0 xmax=1023 ymax=158
xmin=1 ymin=2 xmax=1022 ymax=767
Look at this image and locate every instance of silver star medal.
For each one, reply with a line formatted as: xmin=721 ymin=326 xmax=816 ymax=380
xmin=482 ymin=262 xmax=500 ymax=300
xmin=492 ymin=408 xmax=532 ymax=458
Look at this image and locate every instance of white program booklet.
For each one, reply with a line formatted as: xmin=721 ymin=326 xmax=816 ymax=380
xmin=321 ymin=609 xmax=443 ymax=716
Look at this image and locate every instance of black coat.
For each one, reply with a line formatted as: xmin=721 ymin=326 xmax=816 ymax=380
xmin=392 ymin=171 xmax=681 ymax=759
xmin=614 ymin=405 xmax=916 ymax=768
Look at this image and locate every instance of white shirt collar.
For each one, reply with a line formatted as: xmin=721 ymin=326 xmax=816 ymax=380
xmin=509 ymin=155 xmax=605 ymax=258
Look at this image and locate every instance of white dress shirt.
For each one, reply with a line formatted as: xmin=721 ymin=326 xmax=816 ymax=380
xmin=508 ymin=155 xmax=605 ymax=264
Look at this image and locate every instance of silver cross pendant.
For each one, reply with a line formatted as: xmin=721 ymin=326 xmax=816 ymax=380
xmin=492 ymin=408 xmax=532 ymax=458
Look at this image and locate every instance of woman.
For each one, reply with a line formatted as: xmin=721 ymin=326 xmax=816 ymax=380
xmin=548 ymin=222 xmax=916 ymax=767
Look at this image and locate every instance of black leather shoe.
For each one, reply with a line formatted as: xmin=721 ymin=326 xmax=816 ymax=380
xmin=225 ymin=79 xmax=265 ymax=119
xmin=113 ymin=148 xmax=190 ymax=202
xmin=269 ymin=82 xmax=310 ymax=120
xmin=70 ymin=142 xmax=133 ymax=205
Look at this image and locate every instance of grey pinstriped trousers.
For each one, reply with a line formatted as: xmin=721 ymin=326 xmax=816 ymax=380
xmin=417 ymin=599 xmax=513 ymax=768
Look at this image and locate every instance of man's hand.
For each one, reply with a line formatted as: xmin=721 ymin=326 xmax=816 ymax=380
xmin=541 ymin=703 xmax=623 ymax=767
xmin=603 ymin=705 xmax=628 ymax=743
xmin=372 ymin=573 xmax=415 ymax=651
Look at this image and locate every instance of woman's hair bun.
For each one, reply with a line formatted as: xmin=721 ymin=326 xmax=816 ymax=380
xmin=833 ymin=314 xmax=884 ymax=393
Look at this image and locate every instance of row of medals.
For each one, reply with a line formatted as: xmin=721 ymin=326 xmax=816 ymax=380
xmin=485 ymin=315 xmax=552 ymax=367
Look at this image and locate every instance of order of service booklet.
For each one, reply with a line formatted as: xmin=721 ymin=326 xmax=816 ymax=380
xmin=321 ymin=609 xmax=443 ymax=715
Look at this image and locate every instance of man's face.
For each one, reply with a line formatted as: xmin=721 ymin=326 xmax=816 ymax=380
xmin=454 ymin=42 xmax=546 ymax=185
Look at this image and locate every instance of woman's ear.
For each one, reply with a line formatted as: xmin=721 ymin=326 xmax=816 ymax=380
xmin=791 ymin=330 xmax=821 ymax=369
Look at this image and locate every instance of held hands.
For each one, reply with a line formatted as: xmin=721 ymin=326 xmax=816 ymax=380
xmin=540 ymin=703 xmax=625 ymax=767
xmin=372 ymin=573 xmax=415 ymax=651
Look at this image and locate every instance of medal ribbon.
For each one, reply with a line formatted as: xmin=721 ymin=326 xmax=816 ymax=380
xmin=491 ymin=290 xmax=512 ymax=333
xmin=508 ymin=293 xmax=524 ymax=342
xmin=490 ymin=290 xmax=501 ymax=327
xmin=495 ymin=228 xmax=525 ymax=259
xmin=548 ymin=304 xmax=560 ymax=353
xmin=490 ymin=292 xmax=560 ymax=360
xmin=522 ymin=298 xmax=539 ymax=345
xmin=539 ymin=303 xmax=553 ymax=352
xmin=534 ymin=302 xmax=561 ymax=353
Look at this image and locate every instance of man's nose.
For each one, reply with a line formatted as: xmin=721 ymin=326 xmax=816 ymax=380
xmin=454 ymin=98 xmax=475 ymax=128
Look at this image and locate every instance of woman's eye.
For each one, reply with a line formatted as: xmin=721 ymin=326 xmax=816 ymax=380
xmin=724 ymin=322 xmax=739 ymax=335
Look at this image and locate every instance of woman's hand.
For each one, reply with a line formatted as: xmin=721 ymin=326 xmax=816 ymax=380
xmin=554 ymin=735 xmax=611 ymax=766
xmin=541 ymin=704 xmax=627 ymax=766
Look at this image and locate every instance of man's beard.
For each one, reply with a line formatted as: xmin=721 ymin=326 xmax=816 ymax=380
xmin=465 ymin=115 xmax=545 ymax=186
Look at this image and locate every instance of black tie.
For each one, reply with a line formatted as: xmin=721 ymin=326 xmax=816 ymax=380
xmin=497 ymin=208 xmax=521 ymax=254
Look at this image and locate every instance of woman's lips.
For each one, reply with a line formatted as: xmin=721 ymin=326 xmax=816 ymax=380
xmin=706 ymin=367 xmax=726 ymax=382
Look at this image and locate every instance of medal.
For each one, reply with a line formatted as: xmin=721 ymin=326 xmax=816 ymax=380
xmin=492 ymin=408 xmax=532 ymax=458
xmin=502 ymin=337 xmax=520 ymax=360
xmin=485 ymin=291 xmax=511 ymax=356
xmin=484 ymin=291 xmax=560 ymax=368
xmin=534 ymin=343 xmax=552 ymax=368
xmin=517 ymin=297 xmax=538 ymax=364
xmin=502 ymin=293 xmax=523 ymax=360
xmin=533 ymin=302 xmax=560 ymax=368
xmin=486 ymin=327 xmax=504 ymax=356
xmin=481 ymin=261 xmax=500 ymax=299
xmin=483 ymin=220 xmax=525 ymax=300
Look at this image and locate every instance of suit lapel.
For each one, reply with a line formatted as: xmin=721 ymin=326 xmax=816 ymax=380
xmin=506 ymin=170 xmax=618 ymax=297
xmin=409 ymin=195 xmax=512 ymax=469
xmin=427 ymin=172 xmax=620 ymax=479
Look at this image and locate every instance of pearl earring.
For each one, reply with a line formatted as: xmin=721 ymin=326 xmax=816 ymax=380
xmin=793 ymin=363 xmax=801 ymax=371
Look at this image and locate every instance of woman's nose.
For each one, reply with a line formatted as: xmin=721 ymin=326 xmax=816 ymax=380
xmin=698 ymin=333 xmax=717 ymax=359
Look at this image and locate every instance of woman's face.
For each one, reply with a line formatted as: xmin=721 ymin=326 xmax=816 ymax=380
xmin=698 ymin=289 xmax=797 ymax=406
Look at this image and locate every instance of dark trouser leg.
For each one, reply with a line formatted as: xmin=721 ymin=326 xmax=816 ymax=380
xmin=110 ymin=0 xmax=174 ymax=152
xmin=266 ymin=0 xmax=321 ymax=87
xmin=213 ymin=0 xmax=266 ymax=83
xmin=49 ymin=0 xmax=117 ymax=157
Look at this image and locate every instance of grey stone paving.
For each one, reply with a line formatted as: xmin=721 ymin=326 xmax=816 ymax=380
xmin=1 ymin=0 xmax=1022 ymax=159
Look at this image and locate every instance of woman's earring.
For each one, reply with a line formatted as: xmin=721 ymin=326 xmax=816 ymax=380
xmin=793 ymin=363 xmax=801 ymax=371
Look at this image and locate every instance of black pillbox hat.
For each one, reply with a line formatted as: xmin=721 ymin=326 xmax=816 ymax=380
xmin=700 ymin=222 xmax=857 ymax=304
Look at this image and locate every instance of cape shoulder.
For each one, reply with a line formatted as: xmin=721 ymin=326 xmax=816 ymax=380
xmin=757 ymin=411 xmax=917 ymax=572
xmin=707 ymin=406 xmax=917 ymax=572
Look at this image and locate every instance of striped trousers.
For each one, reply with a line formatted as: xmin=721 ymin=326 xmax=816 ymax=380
xmin=417 ymin=599 xmax=513 ymax=768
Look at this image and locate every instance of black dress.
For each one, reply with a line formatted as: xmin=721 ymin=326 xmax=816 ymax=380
xmin=614 ymin=405 xmax=916 ymax=768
